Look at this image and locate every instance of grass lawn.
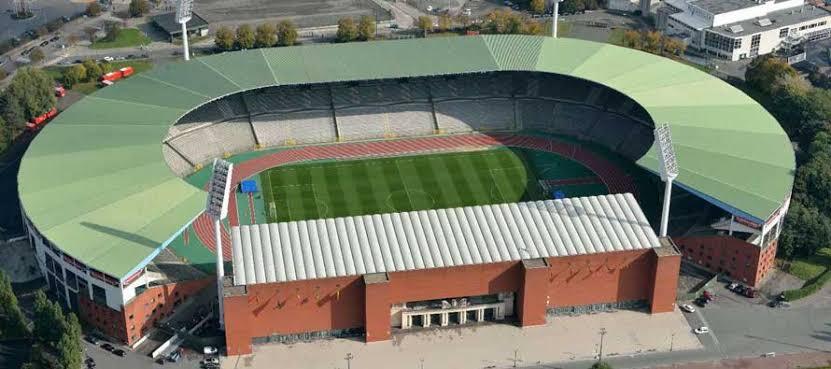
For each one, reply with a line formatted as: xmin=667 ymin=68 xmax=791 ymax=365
xmin=43 ymin=59 xmax=154 ymax=95
xmin=259 ymin=148 xmax=545 ymax=223
xmin=90 ymin=28 xmax=150 ymax=49
xmin=788 ymin=248 xmax=831 ymax=281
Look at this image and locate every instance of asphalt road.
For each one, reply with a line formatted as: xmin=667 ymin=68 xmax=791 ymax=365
xmin=83 ymin=338 xmax=203 ymax=369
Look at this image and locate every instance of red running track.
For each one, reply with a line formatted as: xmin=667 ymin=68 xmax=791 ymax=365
xmin=192 ymin=133 xmax=637 ymax=261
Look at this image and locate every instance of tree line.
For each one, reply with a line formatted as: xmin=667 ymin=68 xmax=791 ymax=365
xmin=214 ymin=21 xmax=298 ymax=51
xmin=744 ymin=56 xmax=831 ymax=258
xmin=619 ymin=30 xmax=687 ymax=59
xmin=0 ymin=270 xmax=84 ymax=369
xmin=0 ymin=68 xmax=56 ymax=151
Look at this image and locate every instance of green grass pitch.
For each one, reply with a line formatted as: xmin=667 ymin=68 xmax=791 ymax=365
xmin=259 ymin=148 xmax=547 ymax=223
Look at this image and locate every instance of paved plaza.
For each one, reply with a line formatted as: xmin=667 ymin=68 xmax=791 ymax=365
xmin=222 ymin=308 xmax=701 ymax=369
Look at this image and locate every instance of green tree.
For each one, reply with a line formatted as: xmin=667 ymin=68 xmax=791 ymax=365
xmin=128 ymin=0 xmax=150 ymax=17
xmin=417 ymin=16 xmax=433 ymax=37
xmin=357 ymin=15 xmax=376 ymax=41
xmin=0 ymin=270 xmax=28 ymax=338
xmin=62 ymin=64 xmax=87 ymax=88
xmin=779 ymin=201 xmax=831 ymax=258
xmin=86 ymin=2 xmax=102 ymax=16
xmin=214 ymin=26 xmax=235 ymax=51
xmin=523 ymin=20 xmax=544 ymax=35
xmin=83 ymin=27 xmax=98 ymax=43
xmin=104 ymin=22 xmax=122 ymax=42
xmin=33 ymin=290 xmax=65 ymax=346
xmin=437 ymin=14 xmax=452 ymax=32
xmin=560 ymin=0 xmax=585 ymax=14
xmin=661 ymin=36 xmax=686 ymax=57
xmin=0 ymin=115 xmax=8 ymax=152
xmin=235 ymin=24 xmax=255 ymax=49
xmin=82 ymin=59 xmax=102 ymax=81
xmin=745 ymin=55 xmax=798 ymax=95
xmin=254 ymin=23 xmax=277 ymax=48
xmin=336 ymin=17 xmax=358 ymax=42
xmin=0 ymin=68 xmax=56 ymax=129
xmin=276 ymin=20 xmax=298 ymax=46
xmin=29 ymin=47 xmax=45 ymax=63
xmin=530 ymin=0 xmax=546 ymax=14
xmin=57 ymin=314 xmax=82 ymax=369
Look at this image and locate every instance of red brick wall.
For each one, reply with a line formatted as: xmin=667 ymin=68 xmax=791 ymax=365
xmin=79 ymin=277 xmax=213 ymax=346
xmin=674 ymin=236 xmax=773 ymax=286
xmin=545 ymin=250 xmax=655 ymax=307
xmin=225 ymin=248 xmax=673 ymax=355
xmin=650 ymin=253 xmax=681 ymax=313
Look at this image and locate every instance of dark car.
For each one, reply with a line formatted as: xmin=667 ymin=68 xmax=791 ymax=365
xmin=694 ymin=297 xmax=708 ymax=307
xmin=155 ymin=358 xmax=166 ymax=365
xmin=85 ymin=358 xmax=96 ymax=368
xmin=39 ymin=41 xmax=48 ymax=47
xmin=84 ymin=335 xmax=99 ymax=344
xmin=50 ymin=36 xmax=59 ymax=42
xmin=734 ymin=285 xmax=746 ymax=294
xmin=112 ymin=349 xmax=126 ymax=357
xmin=100 ymin=343 xmax=114 ymax=351
xmin=742 ymin=287 xmax=756 ymax=298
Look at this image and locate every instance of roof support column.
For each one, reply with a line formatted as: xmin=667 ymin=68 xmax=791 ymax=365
xmin=518 ymin=258 xmax=549 ymax=327
xmin=363 ymin=273 xmax=391 ymax=342
xmin=649 ymin=238 xmax=681 ymax=314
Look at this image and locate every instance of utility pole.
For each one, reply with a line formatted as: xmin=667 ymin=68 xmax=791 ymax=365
xmin=345 ymin=353 xmax=353 ymax=369
xmin=670 ymin=332 xmax=675 ymax=352
xmin=598 ymin=328 xmax=607 ymax=363
xmin=512 ymin=349 xmax=521 ymax=368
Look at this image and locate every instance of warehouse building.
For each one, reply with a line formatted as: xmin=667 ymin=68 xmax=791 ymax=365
xmin=657 ymin=0 xmax=831 ymax=60
xmin=222 ymin=194 xmax=681 ymax=355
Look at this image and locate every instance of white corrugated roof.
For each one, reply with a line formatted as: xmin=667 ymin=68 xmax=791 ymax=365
xmin=230 ymin=193 xmax=661 ymax=286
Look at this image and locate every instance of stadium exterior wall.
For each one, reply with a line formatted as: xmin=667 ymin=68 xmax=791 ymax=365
xmin=79 ymin=277 xmax=213 ymax=346
xmin=675 ymin=236 xmax=777 ymax=287
xmin=223 ymin=244 xmax=680 ymax=355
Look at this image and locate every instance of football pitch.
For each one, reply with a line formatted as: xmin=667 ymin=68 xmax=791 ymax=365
xmin=259 ymin=148 xmax=547 ymax=223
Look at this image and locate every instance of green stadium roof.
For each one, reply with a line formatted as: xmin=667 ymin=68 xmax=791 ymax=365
xmin=18 ymin=35 xmax=794 ymax=279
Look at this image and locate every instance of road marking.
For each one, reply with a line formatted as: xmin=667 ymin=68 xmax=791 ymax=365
xmin=693 ymin=309 xmax=724 ymax=355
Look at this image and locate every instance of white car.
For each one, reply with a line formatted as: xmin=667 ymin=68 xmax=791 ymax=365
xmin=680 ymin=304 xmax=696 ymax=313
xmin=102 ymin=56 xmax=114 ymax=62
xmin=202 ymin=357 xmax=219 ymax=365
xmin=203 ymin=346 xmax=218 ymax=355
xmin=694 ymin=326 xmax=710 ymax=335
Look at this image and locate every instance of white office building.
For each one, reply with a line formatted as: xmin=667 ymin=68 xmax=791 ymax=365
xmin=657 ymin=0 xmax=831 ymax=60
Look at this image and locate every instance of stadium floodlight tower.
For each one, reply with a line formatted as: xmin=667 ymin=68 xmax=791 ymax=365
xmin=655 ymin=123 xmax=678 ymax=238
xmin=551 ymin=0 xmax=564 ymax=38
xmin=206 ymin=158 xmax=234 ymax=329
xmin=176 ymin=0 xmax=193 ymax=61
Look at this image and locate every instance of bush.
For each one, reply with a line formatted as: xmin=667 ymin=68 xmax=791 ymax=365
xmin=128 ymin=0 xmax=149 ymax=17
xmin=591 ymin=362 xmax=613 ymax=369
xmin=276 ymin=20 xmax=298 ymax=46
xmin=214 ymin=26 xmax=234 ymax=51
xmin=336 ymin=18 xmax=358 ymax=42
xmin=62 ymin=64 xmax=87 ymax=87
xmin=235 ymin=24 xmax=255 ymax=50
xmin=86 ymin=2 xmax=102 ymax=17
xmin=29 ymin=47 xmax=45 ymax=63
xmin=783 ymin=268 xmax=831 ymax=301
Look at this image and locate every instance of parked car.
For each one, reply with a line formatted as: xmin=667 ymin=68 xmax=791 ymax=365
xmin=202 ymin=357 xmax=219 ymax=365
xmin=694 ymin=297 xmax=708 ymax=307
xmin=168 ymin=351 xmax=181 ymax=362
xmin=100 ymin=343 xmax=114 ymax=351
xmin=102 ymin=56 xmax=114 ymax=62
xmin=702 ymin=290 xmax=715 ymax=301
xmin=84 ymin=357 xmax=95 ymax=368
xmin=727 ymin=282 xmax=738 ymax=291
xmin=39 ymin=41 xmax=48 ymax=47
xmin=734 ymin=285 xmax=746 ymax=294
xmin=203 ymin=346 xmax=218 ymax=355
xmin=742 ymin=287 xmax=756 ymax=298
xmin=49 ymin=36 xmax=59 ymax=42
xmin=83 ymin=335 xmax=99 ymax=344
xmin=694 ymin=326 xmax=710 ymax=335
xmin=680 ymin=304 xmax=696 ymax=313
xmin=112 ymin=349 xmax=126 ymax=357
xmin=155 ymin=358 xmax=166 ymax=365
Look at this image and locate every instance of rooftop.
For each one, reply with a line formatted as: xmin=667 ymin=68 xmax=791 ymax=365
xmin=691 ymin=0 xmax=762 ymax=14
xmin=17 ymin=35 xmax=794 ymax=280
xmin=230 ymin=194 xmax=661 ymax=286
xmin=151 ymin=12 xmax=209 ymax=34
xmin=710 ymin=4 xmax=830 ymax=37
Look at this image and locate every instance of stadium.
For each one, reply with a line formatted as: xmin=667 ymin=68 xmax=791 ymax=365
xmin=17 ymin=35 xmax=794 ymax=355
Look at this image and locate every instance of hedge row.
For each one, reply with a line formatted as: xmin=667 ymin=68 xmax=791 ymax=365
xmin=784 ymin=267 xmax=831 ymax=301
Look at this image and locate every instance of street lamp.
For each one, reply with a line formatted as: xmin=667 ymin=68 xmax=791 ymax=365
xmin=655 ymin=123 xmax=679 ymax=237
xmin=598 ymin=328 xmax=607 ymax=363
xmin=345 ymin=353 xmax=354 ymax=369
xmin=551 ymin=0 xmax=564 ymax=38
xmin=206 ymin=158 xmax=233 ymax=329
xmin=176 ymin=0 xmax=193 ymax=61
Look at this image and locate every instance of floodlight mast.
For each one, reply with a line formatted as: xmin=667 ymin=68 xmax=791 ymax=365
xmin=176 ymin=0 xmax=193 ymax=61
xmin=206 ymin=158 xmax=233 ymax=330
xmin=655 ymin=123 xmax=679 ymax=238
xmin=551 ymin=0 xmax=564 ymax=38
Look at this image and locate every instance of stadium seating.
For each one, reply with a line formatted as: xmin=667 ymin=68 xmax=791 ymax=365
xmin=336 ymin=106 xmax=392 ymax=140
xmin=244 ymin=87 xmax=330 ymax=114
xmin=384 ymin=103 xmax=436 ymax=137
xmin=162 ymin=143 xmax=193 ymax=176
xmin=435 ymin=99 xmax=515 ymax=133
xmin=168 ymin=119 xmax=255 ymax=165
xmin=252 ymin=111 xmax=337 ymax=147
xmin=517 ymin=99 xmax=555 ymax=131
xmin=549 ymin=103 xmax=599 ymax=137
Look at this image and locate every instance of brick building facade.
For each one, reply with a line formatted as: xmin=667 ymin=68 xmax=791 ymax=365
xmin=674 ymin=235 xmax=777 ymax=287
xmin=223 ymin=244 xmax=680 ymax=355
xmin=79 ymin=278 xmax=213 ymax=346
